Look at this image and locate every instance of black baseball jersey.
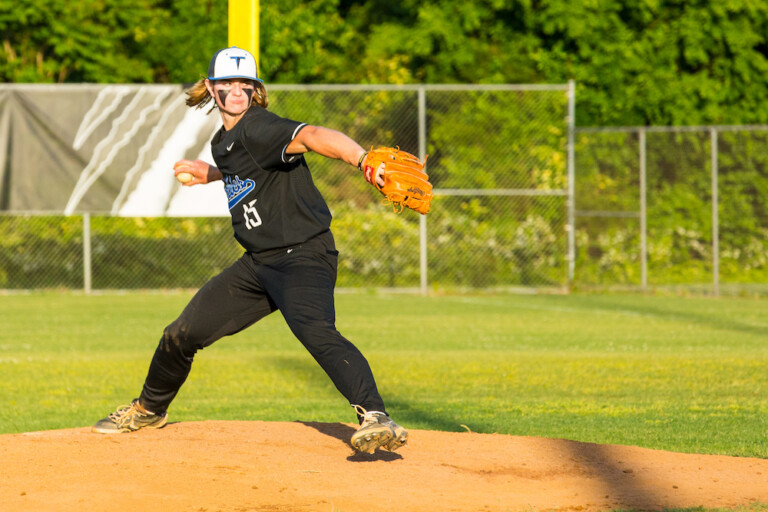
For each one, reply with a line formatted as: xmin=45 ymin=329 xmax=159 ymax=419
xmin=210 ymin=107 xmax=332 ymax=253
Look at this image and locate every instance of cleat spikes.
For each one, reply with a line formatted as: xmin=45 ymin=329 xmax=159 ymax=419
xmin=349 ymin=406 xmax=408 ymax=453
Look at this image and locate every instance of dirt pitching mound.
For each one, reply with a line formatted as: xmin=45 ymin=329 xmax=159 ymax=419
xmin=2 ymin=421 xmax=766 ymax=511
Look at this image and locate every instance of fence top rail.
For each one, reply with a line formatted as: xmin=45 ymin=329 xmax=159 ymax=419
xmin=435 ymin=188 xmax=567 ymax=196
xmin=0 ymin=210 xmax=233 ymax=217
xmin=0 ymin=210 xmax=78 ymax=215
xmin=576 ymin=124 xmax=768 ymax=134
xmin=0 ymin=83 xmax=569 ymax=93
xmin=0 ymin=83 xmax=181 ymax=92
xmin=269 ymin=83 xmax=570 ymax=92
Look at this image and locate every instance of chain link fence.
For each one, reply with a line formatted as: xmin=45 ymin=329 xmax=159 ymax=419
xmin=0 ymin=84 xmax=572 ymax=292
xmin=4 ymin=84 xmax=768 ymax=295
xmin=574 ymin=125 xmax=768 ymax=296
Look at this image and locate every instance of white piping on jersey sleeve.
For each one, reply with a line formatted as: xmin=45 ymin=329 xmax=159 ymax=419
xmin=281 ymin=123 xmax=308 ymax=163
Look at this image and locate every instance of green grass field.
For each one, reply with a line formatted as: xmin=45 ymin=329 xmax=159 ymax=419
xmin=0 ymin=291 xmax=766 ymax=459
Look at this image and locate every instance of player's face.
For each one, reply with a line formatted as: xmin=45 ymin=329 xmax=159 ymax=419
xmin=211 ymin=78 xmax=255 ymax=115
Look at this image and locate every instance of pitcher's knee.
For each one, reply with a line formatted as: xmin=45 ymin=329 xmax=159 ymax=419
xmin=160 ymin=322 xmax=200 ymax=357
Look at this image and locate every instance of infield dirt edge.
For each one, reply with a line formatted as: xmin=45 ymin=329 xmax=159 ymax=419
xmin=2 ymin=420 xmax=767 ymax=512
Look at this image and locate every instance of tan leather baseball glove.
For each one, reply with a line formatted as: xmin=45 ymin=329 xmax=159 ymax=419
xmin=359 ymin=147 xmax=432 ymax=214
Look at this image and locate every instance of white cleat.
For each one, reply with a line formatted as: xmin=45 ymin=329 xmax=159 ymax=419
xmin=350 ymin=405 xmax=408 ymax=453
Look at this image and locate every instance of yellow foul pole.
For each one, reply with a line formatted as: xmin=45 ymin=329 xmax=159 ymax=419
xmin=228 ymin=0 xmax=260 ymax=68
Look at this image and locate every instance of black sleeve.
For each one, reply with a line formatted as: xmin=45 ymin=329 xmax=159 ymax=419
xmin=240 ymin=108 xmax=307 ymax=170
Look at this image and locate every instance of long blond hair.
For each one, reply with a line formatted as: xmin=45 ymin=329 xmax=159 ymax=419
xmin=185 ymin=78 xmax=269 ymax=113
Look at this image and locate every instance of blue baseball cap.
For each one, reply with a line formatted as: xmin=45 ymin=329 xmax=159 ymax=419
xmin=207 ymin=47 xmax=262 ymax=82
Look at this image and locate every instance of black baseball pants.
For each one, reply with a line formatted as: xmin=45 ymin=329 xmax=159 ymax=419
xmin=138 ymin=230 xmax=386 ymax=417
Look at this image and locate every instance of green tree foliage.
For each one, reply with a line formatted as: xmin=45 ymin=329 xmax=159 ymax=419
xmin=529 ymin=0 xmax=768 ymax=126
xmin=260 ymin=0 xmax=768 ymax=126
xmin=0 ymin=0 xmax=226 ymax=83
xmin=335 ymin=0 xmax=543 ymax=84
xmin=5 ymin=0 xmax=768 ymax=126
xmin=0 ymin=0 xmax=164 ymax=82
xmin=259 ymin=0 xmax=360 ymax=83
xmin=144 ymin=1 xmax=228 ymax=84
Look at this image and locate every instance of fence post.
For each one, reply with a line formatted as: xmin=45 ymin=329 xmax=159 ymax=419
xmin=418 ymin=86 xmax=428 ymax=295
xmin=83 ymin=213 xmax=92 ymax=294
xmin=711 ymin=128 xmax=719 ymax=296
xmin=639 ymin=128 xmax=647 ymax=290
xmin=567 ymin=80 xmax=576 ymax=287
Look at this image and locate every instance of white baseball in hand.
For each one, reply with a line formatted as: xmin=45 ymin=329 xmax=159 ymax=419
xmin=176 ymin=171 xmax=194 ymax=183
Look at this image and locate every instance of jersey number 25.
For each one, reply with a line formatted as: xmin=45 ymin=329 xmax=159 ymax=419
xmin=244 ymin=199 xmax=262 ymax=229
